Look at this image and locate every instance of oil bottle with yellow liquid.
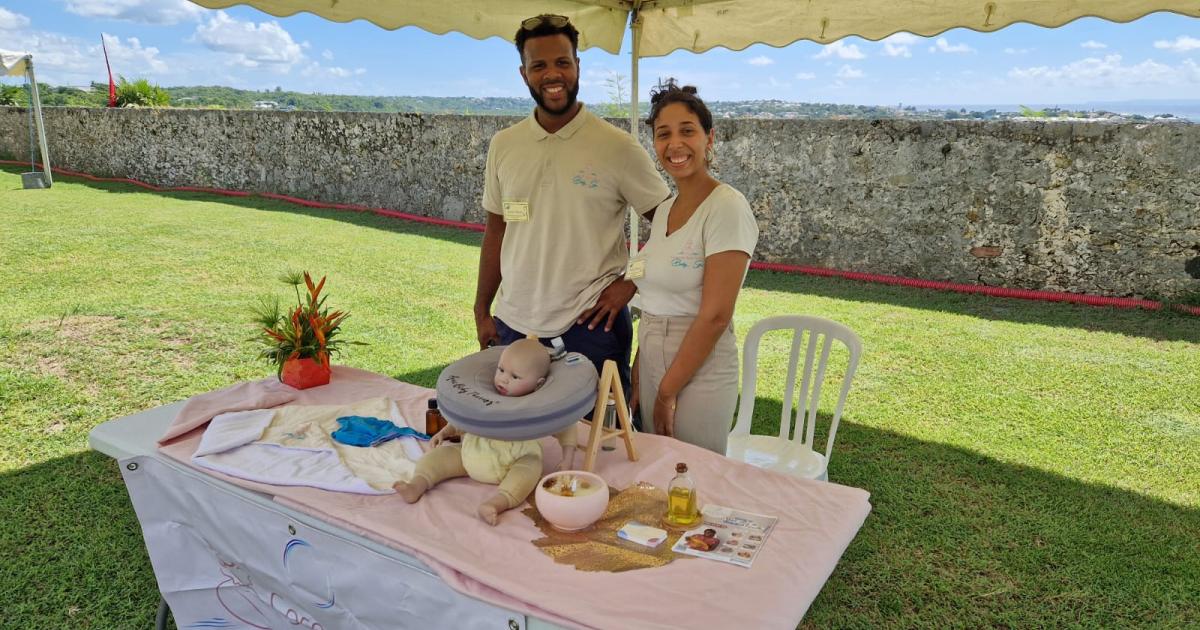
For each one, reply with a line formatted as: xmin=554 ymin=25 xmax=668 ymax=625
xmin=665 ymin=462 xmax=700 ymax=527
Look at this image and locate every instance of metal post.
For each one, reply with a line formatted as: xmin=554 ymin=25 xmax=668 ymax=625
xmin=627 ymin=4 xmax=643 ymax=251
xmin=25 ymin=60 xmax=53 ymax=187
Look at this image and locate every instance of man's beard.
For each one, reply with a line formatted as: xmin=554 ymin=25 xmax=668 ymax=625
xmin=528 ymin=79 xmax=580 ymax=115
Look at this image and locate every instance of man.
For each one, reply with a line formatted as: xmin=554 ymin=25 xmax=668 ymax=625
xmin=474 ymin=14 xmax=669 ymax=401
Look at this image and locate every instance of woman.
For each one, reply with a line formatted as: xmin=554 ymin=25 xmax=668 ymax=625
xmin=630 ymin=79 xmax=759 ymax=455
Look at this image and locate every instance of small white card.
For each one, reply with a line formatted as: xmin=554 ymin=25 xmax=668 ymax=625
xmin=617 ymin=521 xmax=667 ymax=548
xmin=502 ymin=200 xmax=530 ymax=222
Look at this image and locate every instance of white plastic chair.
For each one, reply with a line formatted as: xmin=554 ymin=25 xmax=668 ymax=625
xmin=726 ymin=315 xmax=862 ymax=481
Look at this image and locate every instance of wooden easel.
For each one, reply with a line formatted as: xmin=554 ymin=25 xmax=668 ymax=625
xmin=580 ymin=359 xmax=638 ymax=472
xmin=524 ymin=334 xmax=637 ymax=472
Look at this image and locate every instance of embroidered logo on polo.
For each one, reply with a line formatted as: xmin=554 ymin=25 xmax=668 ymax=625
xmin=572 ymin=165 xmax=600 ymax=189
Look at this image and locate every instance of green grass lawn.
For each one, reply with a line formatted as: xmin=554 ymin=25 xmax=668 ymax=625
xmin=1 ymin=166 xmax=1198 ymax=629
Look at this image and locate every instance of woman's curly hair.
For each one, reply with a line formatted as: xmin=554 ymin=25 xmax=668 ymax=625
xmin=646 ymin=78 xmax=713 ymax=133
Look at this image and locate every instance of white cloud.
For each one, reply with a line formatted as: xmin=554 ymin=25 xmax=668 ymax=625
xmin=836 ymin=65 xmax=864 ymax=79
xmin=325 ymin=67 xmax=366 ymax=78
xmin=1004 ymin=47 xmax=1032 ymax=55
xmin=1081 ymin=40 xmax=1107 ymax=49
xmin=795 ymin=72 xmax=816 ymax=80
xmin=1008 ymin=54 xmax=1200 ymax=88
xmin=0 ymin=28 xmax=169 ymax=85
xmin=929 ymin=37 xmax=973 ymax=54
xmin=762 ymin=76 xmax=790 ymax=88
xmin=814 ymin=41 xmax=866 ymax=60
xmin=881 ymin=33 xmax=918 ymax=57
xmin=322 ymin=49 xmax=334 ymax=61
xmin=2 ymin=31 xmax=93 ymax=83
xmin=1154 ymin=36 xmax=1200 ymax=53
xmin=194 ymin=11 xmax=304 ymax=69
xmin=748 ymin=55 xmax=774 ymax=66
xmin=65 ymin=0 xmax=203 ymax=25
xmin=0 ymin=7 xmax=31 ymax=30
xmin=102 ymin=33 xmax=169 ymax=75
xmin=302 ymin=62 xmax=368 ymax=80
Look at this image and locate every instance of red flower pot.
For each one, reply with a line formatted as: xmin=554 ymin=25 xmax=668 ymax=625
xmin=280 ymin=356 xmax=331 ymax=389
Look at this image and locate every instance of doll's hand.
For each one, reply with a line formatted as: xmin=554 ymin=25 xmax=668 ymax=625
xmin=430 ymin=424 xmax=460 ymax=448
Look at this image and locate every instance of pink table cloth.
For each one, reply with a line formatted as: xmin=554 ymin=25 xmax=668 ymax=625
xmin=158 ymin=366 xmax=872 ymax=630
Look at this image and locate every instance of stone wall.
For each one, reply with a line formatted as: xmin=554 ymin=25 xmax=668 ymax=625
xmin=3 ymin=107 xmax=1198 ymax=299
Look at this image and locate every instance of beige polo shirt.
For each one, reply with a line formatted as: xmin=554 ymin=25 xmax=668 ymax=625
xmin=483 ymin=106 xmax=669 ymax=337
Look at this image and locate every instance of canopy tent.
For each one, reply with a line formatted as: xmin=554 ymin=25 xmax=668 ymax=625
xmin=189 ymin=0 xmax=1200 ymax=239
xmin=1 ymin=50 xmax=52 ymax=187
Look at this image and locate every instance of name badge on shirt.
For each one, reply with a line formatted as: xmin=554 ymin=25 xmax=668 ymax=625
xmin=502 ymin=201 xmax=530 ymax=222
xmin=626 ymin=258 xmax=646 ymax=280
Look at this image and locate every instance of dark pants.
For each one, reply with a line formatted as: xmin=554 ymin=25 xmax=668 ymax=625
xmin=494 ymin=310 xmax=633 ymax=422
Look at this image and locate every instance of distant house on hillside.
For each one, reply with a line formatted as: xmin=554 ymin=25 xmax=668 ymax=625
xmin=252 ymin=100 xmax=280 ymax=110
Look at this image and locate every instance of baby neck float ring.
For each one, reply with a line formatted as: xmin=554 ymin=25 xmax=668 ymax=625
xmin=436 ymin=345 xmax=598 ymax=441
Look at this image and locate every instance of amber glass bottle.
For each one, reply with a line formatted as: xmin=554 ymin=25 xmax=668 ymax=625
xmin=425 ymin=399 xmax=445 ymax=436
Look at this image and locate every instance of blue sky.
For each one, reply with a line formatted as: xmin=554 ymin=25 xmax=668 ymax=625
xmin=2 ymin=1 xmax=1199 ymax=106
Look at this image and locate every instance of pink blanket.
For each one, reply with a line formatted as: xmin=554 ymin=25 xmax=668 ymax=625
xmin=158 ymin=366 xmax=872 ymax=630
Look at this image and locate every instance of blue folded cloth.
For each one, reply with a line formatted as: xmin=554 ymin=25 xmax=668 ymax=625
xmin=331 ymin=415 xmax=430 ymax=447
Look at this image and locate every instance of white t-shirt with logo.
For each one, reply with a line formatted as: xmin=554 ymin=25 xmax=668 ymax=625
xmin=632 ymin=184 xmax=759 ymax=317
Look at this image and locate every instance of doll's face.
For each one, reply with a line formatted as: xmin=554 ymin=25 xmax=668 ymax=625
xmin=494 ymin=339 xmax=550 ymax=397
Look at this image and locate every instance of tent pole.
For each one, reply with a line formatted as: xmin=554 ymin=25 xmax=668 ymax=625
xmin=25 ymin=60 xmax=52 ymax=187
xmin=628 ymin=4 xmax=643 ymax=251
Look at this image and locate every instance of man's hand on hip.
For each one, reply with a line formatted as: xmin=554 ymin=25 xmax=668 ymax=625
xmin=576 ymin=279 xmax=636 ymax=332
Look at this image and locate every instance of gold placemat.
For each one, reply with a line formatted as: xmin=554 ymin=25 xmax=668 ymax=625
xmin=523 ymin=482 xmax=690 ymax=572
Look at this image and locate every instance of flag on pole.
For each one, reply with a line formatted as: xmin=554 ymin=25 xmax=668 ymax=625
xmin=101 ymin=34 xmax=116 ymax=107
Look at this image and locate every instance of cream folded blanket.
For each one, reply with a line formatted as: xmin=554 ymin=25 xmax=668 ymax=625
xmin=192 ymin=397 xmax=422 ymax=494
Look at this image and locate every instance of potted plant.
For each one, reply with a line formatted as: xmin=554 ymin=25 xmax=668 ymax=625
xmin=253 ymin=271 xmax=357 ymax=389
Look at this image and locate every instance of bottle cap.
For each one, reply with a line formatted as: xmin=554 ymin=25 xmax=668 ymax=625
xmin=428 ymin=399 xmax=438 ymax=409
xmin=676 ymin=462 xmax=687 ymax=473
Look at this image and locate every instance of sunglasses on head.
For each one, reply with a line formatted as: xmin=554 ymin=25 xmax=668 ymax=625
xmin=521 ymin=14 xmax=570 ymax=30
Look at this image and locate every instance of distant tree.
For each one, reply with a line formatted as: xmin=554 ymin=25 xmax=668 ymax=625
xmin=0 ymin=84 xmax=23 ymax=106
xmin=115 ymin=76 xmax=170 ymax=107
xmin=1018 ymin=105 xmax=1047 ymax=118
xmin=599 ymin=71 xmax=629 ymax=118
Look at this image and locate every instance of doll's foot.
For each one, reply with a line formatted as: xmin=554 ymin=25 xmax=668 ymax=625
xmin=558 ymin=446 xmax=577 ymax=471
xmin=477 ymin=494 xmax=510 ymax=526
xmin=393 ymin=477 xmax=429 ymax=503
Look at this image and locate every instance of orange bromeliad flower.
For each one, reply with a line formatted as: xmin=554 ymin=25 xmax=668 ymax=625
xmin=254 ymin=270 xmax=357 ymax=376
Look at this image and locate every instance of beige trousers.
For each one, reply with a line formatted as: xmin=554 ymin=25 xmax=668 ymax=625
xmin=637 ymin=314 xmax=739 ymax=455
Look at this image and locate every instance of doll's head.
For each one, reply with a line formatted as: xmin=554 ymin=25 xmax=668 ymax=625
xmin=494 ymin=339 xmax=551 ymax=397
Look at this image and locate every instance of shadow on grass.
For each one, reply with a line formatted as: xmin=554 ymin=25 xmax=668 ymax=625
xmin=14 ymin=166 xmax=1197 ymax=343
xmin=2 ymin=414 xmax=1196 ymax=628
xmin=745 ymin=267 xmax=1200 ymax=344
xmin=391 ymin=364 xmax=451 ymax=389
xmin=737 ymin=397 xmax=1200 ymax=627
xmin=0 ymin=450 xmax=163 ymax=629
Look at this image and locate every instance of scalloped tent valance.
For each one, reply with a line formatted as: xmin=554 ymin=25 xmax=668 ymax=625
xmin=187 ymin=1 xmax=1200 ymax=56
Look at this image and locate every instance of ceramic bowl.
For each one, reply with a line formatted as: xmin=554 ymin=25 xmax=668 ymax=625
xmin=534 ymin=470 xmax=609 ymax=532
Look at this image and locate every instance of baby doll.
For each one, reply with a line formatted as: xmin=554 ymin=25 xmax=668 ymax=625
xmin=394 ymin=339 xmax=579 ymax=525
